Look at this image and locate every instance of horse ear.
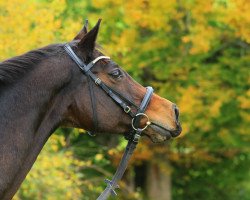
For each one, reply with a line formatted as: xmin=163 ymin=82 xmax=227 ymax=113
xmin=73 ymin=19 xmax=88 ymax=41
xmin=78 ymin=19 xmax=102 ymax=59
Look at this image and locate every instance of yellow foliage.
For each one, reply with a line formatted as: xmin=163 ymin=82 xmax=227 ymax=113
xmin=210 ymin=99 xmax=223 ymax=117
xmin=224 ymin=0 xmax=250 ymax=43
xmin=0 ymin=0 xmax=81 ymax=60
xmin=189 ymin=26 xmax=216 ymax=54
xmin=238 ymin=90 xmax=250 ymax=109
xmin=178 ymin=86 xmax=203 ymax=114
xmin=95 ymin=153 xmax=104 ymax=161
xmin=178 ymin=121 xmax=190 ymax=138
xmin=1 ymin=0 xmax=249 ymax=198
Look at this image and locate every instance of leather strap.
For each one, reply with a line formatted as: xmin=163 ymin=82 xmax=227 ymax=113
xmin=97 ymin=140 xmax=136 ymax=199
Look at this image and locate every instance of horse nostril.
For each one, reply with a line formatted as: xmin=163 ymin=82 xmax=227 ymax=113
xmin=173 ymin=104 xmax=179 ymax=122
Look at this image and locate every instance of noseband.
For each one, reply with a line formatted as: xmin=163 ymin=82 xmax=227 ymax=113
xmin=64 ymin=44 xmax=154 ymax=199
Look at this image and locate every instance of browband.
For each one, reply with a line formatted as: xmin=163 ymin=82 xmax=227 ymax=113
xmin=64 ymin=44 xmax=110 ymax=73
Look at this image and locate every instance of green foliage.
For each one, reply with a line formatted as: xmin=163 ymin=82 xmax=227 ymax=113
xmin=172 ymin=153 xmax=250 ymax=200
xmin=1 ymin=0 xmax=249 ymax=199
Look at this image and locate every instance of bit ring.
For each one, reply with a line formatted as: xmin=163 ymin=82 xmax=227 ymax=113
xmin=131 ymin=113 xmax=151 ymax=131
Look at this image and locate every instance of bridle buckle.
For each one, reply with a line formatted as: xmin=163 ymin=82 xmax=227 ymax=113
xmin=124 ymin=106 xmax=131 ymax=113
xmin=95 ymin=78 xmax=101 ymax=85
xmin=133 ymin=133 xmax=141 ymax=143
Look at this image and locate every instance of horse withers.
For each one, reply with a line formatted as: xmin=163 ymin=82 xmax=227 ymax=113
xmin=0 ymin=20 xmax=181 ymax=200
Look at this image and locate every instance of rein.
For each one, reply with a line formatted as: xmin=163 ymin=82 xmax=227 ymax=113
xmin=64 ymin=44 xmax=154 ymax=199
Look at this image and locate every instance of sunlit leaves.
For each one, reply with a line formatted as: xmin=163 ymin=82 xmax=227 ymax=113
xmin=0 ymin=0 xmax=81 ymax=60
xmin=1 ymin=0 xmax=250 ymax=199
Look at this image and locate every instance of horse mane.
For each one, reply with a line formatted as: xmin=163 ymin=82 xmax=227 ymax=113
xmin=0 ymin=44 xmax=64 ymax=85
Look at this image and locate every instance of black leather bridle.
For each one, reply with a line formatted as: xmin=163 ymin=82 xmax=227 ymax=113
xmin=64 ymin=44 xmax=154 ymax=199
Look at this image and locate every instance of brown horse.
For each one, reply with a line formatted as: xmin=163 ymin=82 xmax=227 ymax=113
xmin=0 ymin=20 xmax=181 ymax=200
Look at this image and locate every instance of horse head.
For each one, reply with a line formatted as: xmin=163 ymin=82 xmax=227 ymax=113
xmin=61 ymin=19 xmax=182 ymax=142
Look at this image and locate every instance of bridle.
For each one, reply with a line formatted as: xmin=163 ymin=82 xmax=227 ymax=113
xmin=64 ymin=44 xmax=154 ymax=200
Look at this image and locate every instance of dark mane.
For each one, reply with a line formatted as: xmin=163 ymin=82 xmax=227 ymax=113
xmin=0 ymin=44 xmax=64 ymax=85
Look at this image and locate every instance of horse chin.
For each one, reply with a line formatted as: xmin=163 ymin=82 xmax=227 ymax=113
xmin=144 ymin=123 xmax=180 ymax=143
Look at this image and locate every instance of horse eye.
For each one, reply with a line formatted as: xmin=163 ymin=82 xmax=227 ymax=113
xmin=109 ymin=69 xmax=122 ymax=79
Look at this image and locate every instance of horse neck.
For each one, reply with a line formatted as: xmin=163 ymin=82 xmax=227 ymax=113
xmin=0 ymin=58 xmax=72 ymax=200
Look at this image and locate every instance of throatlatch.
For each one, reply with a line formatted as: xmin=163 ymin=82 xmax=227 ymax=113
xmin=64 ymin=43 xmax=154 ymax=200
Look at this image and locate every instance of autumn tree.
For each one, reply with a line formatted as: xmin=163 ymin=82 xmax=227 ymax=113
xmin=1 ymin=0 xmax=249 ymax=199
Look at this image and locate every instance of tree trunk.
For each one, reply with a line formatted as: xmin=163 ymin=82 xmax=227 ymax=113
xmin=146 ymin=162 xmax=171 ymax=200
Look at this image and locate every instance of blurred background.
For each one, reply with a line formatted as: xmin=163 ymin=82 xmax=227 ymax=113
xmin=0 ymin=0 xmax=249 ymax=199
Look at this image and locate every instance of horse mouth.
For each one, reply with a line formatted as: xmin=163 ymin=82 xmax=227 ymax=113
xmin=144 ymin=122 xmax=182 ymax=143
